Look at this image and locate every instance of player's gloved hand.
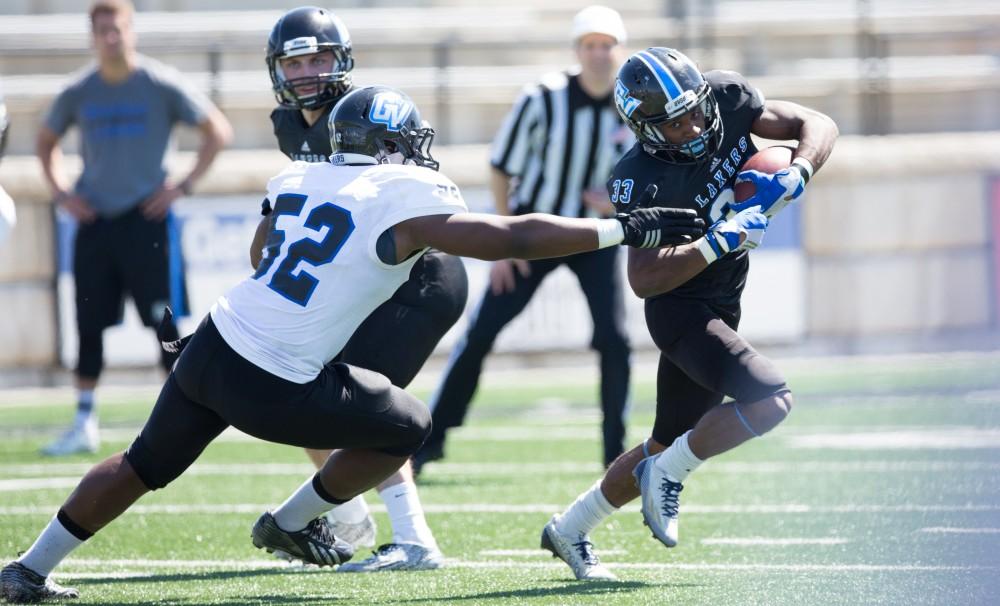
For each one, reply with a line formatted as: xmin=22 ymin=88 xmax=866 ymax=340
xmin=617 ymin=206 xmax=705 ymax=248
xmin=156 ymin=307 xmax=192 ymax=355
xmin=615 ymin=184 xmax=704 ymax=248
xmin=696 ymin=206 xmax=768 ymax=263
xmin=729 ymin=168 xmax=805 ymax=218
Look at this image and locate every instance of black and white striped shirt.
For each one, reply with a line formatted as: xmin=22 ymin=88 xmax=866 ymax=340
xmin=490 ymin=69 xmax=634 ymax=218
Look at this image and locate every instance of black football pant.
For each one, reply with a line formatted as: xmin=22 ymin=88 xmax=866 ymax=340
xmin=423 ymin=246 xmax=631 ymax=467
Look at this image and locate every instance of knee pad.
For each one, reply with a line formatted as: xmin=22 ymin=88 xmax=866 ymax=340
xmin=377 ymin=393 xmax=433 ymax=458
xmin=76 ymin=331 xmax=104 ymax=380
xmin=124 ymin=434 xmax=186 ymax=490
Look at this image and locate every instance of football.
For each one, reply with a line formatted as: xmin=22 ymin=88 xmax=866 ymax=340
xmin=734 ymin=145 xmax=795 ymax=202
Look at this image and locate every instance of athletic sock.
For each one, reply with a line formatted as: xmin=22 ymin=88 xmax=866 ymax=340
xmin=379 ymin=481 xmax=438 ymax=550
xmin=653 ymin=430 xmax=703 ymax=483
xmin=74 ymin=390 xmax=95 ymax=428
xmin=554 ymin=479 xmax=617 ymax=539
xmin=17 ymin=510 xmax=91 ymax=577
xmin=272 ymin=473 xmax=346 ymax=532
xmin=327 ymin=495 xmax=371 ymax=525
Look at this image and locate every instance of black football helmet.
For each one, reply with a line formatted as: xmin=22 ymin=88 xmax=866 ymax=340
xmin=614 ymin=47 xmax=723 ymax=163
xmin=328 ymin=86 xmax=439 ymax=170
xmin=266 ymin=6 xmax=354 ymax=110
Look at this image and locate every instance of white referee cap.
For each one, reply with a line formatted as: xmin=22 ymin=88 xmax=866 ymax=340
xmin=571 ymin=5 xmax=627 ymax=45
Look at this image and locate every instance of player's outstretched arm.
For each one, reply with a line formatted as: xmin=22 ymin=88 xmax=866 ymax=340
xmin=393 ymin=208 xmax=703 ymax=263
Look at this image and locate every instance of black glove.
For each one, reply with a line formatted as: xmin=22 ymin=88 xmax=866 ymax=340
xmin=156 ymin=307 xmax=192 ymax=355
xmin=615 ymin=185 xmax=705 ymax=248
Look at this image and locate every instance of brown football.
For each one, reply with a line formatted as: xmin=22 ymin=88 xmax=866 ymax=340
xmin=734 ymin=145 xmax=795 ymax=202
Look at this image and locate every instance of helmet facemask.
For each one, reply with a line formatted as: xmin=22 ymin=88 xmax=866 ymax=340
xmin=367 ymin=123 xmax=439 ymax=171
xmin=269 ymin=45 xmax=354 ymax=110
xmin=636 ymin=83 xmax=724 ymax=164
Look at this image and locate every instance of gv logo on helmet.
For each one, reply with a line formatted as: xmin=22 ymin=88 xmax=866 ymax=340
xmin=369 ymin=92 xmax=413 ymax=132
xmin=615 ymin=80 xmax=640 ymax=118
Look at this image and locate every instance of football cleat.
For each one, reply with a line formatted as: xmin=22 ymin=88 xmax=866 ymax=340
xmin=540 ymin=515 xmax=617 ymax=581
xmin=41 ymin=420 xmax=99 ymax=457
xmin=337 ymin=543 xmax=443 ymax=573
xmin=327 ymin=511 xmax=377 ymax=550
xmin=633 ymin=456 xmax=683 ymax=548
xmin=1 ymin=561 xmax=79 ymax=603
xmin=251 ymin=512 xmax=354 ymax=567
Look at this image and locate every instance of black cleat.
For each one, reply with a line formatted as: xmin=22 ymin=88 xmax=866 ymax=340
xmin=251 ymin=512 xmax=353 ymax=567
xmin=1 ymin=561 xmax=79 ymax=603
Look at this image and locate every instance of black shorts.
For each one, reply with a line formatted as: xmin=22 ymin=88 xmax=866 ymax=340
xmin=336 ymin=250 xmax=468 ymax=388
xmin=73 ymin=207 xmax=187 ymax=333
xmin=644 ymin=296 xmax=788 ymax=447
xmin=124 ymin=316 xmax=431 ymax=490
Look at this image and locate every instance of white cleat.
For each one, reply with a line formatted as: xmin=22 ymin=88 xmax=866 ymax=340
xmin=337 ymin=543 xmax=444 ymax=573
xmin=41 ymin=420 xmax=99 ymax=457
xmin=327 ymin=512 xmax=377 ymax=550
xmin=633 ymin=456 xmax=682 ymax=548
xmin=541 ymin=514 xmax=617 ymax=581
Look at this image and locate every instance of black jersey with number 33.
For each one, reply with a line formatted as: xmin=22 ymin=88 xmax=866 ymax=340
xmin=608 ymin=70 xmax=765 ymax=306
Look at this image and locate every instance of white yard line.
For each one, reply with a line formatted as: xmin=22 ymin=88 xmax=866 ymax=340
xmin=919 ymin=527 xmax=1000 ymax=535
xmin=0 ymin=478 xmax=81 ymax=491
xmin=701 ymin=537 xmax=850 ymax=546
xmin=787 ymin=428 xmax=1000 ymax=450
xmin=3 ymin=503 xmax=999 ymax=515
xmin=3 ymin=459 xmax=998 ymax=479
xmin=7 ymin=423 xmax=1000 ymax=447
xmin=49 ymin=558 xmax=997 ymax=576
xmin=479 ymin=548 xmax=628 ymax=557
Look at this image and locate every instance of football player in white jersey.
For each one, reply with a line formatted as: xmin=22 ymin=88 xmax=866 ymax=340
xmin=0 ymin=86 xmax=704 ymax=603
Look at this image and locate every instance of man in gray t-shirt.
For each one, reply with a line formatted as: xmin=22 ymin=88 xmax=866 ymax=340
xmin=37 ymin=0 xmax=232 ymax=457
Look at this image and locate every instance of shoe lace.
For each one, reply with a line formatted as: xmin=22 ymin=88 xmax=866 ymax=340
xmin=659 ymin=477 xmax=684 ymax=518
xmin=305 ymin=516 xmax=337 ymax=546
xmin=572 ymin=539 xmax=600 ymax=566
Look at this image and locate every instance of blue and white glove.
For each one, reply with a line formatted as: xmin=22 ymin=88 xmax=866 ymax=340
xmin=730 ymin=167 xmax=805 ymax=218
xmin=696 ymin=206 xmax=769 ymax=263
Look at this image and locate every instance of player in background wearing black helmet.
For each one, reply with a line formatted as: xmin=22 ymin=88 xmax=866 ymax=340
xmin=0 ymin=84 xmax=16 ymax=247
xmin=264 ymin=6 xmax=469 ymax=571
xmin=542 ymin=47 xmax=838 ymax=581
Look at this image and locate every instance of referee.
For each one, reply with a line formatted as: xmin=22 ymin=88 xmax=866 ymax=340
xmin=416 ymin=5 xmax=634 ymax=471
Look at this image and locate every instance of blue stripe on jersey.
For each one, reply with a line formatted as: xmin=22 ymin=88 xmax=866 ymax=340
xmin=636 ymin=51 xmax=683 ymax=99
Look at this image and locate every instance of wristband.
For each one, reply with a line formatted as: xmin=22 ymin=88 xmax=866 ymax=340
xmin=696 ymin=236 xmax=720 ymax=264
xmin=179 ymin=179 xmax=194 ymax=196
xmin=593 ymin=218 xmax=625 ymax=249
xmin=790 ymin=157 xmax=814 ymax=185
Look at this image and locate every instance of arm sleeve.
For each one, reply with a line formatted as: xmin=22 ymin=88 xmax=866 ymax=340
xmin=367 ymin=173 xmax=469 ymax=268
xmin=159 ymin=66 xmax=212 ymax=126
xmin=709 ymin=70 xmax=765 ymax=120
xmin=489 ymin=86 xmax=541 ymax=178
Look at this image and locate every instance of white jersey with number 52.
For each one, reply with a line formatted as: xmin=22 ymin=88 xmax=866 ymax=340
xmin=211 ymin=161 xmax=467 ymax=383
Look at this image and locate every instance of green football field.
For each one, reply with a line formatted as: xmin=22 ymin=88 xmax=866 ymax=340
xmin=2 ymin=352 xmax=999 ymax=605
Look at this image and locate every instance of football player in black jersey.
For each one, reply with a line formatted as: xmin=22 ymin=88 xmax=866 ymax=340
xmin=265 ymin=6 xmax=470 ymax=571
xmin=542 ymin=47 xmax=838 ymax=581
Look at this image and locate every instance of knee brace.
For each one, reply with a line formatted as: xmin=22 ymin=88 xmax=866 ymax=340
xmin=124 ymin=434 xmax=189 ymax=490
